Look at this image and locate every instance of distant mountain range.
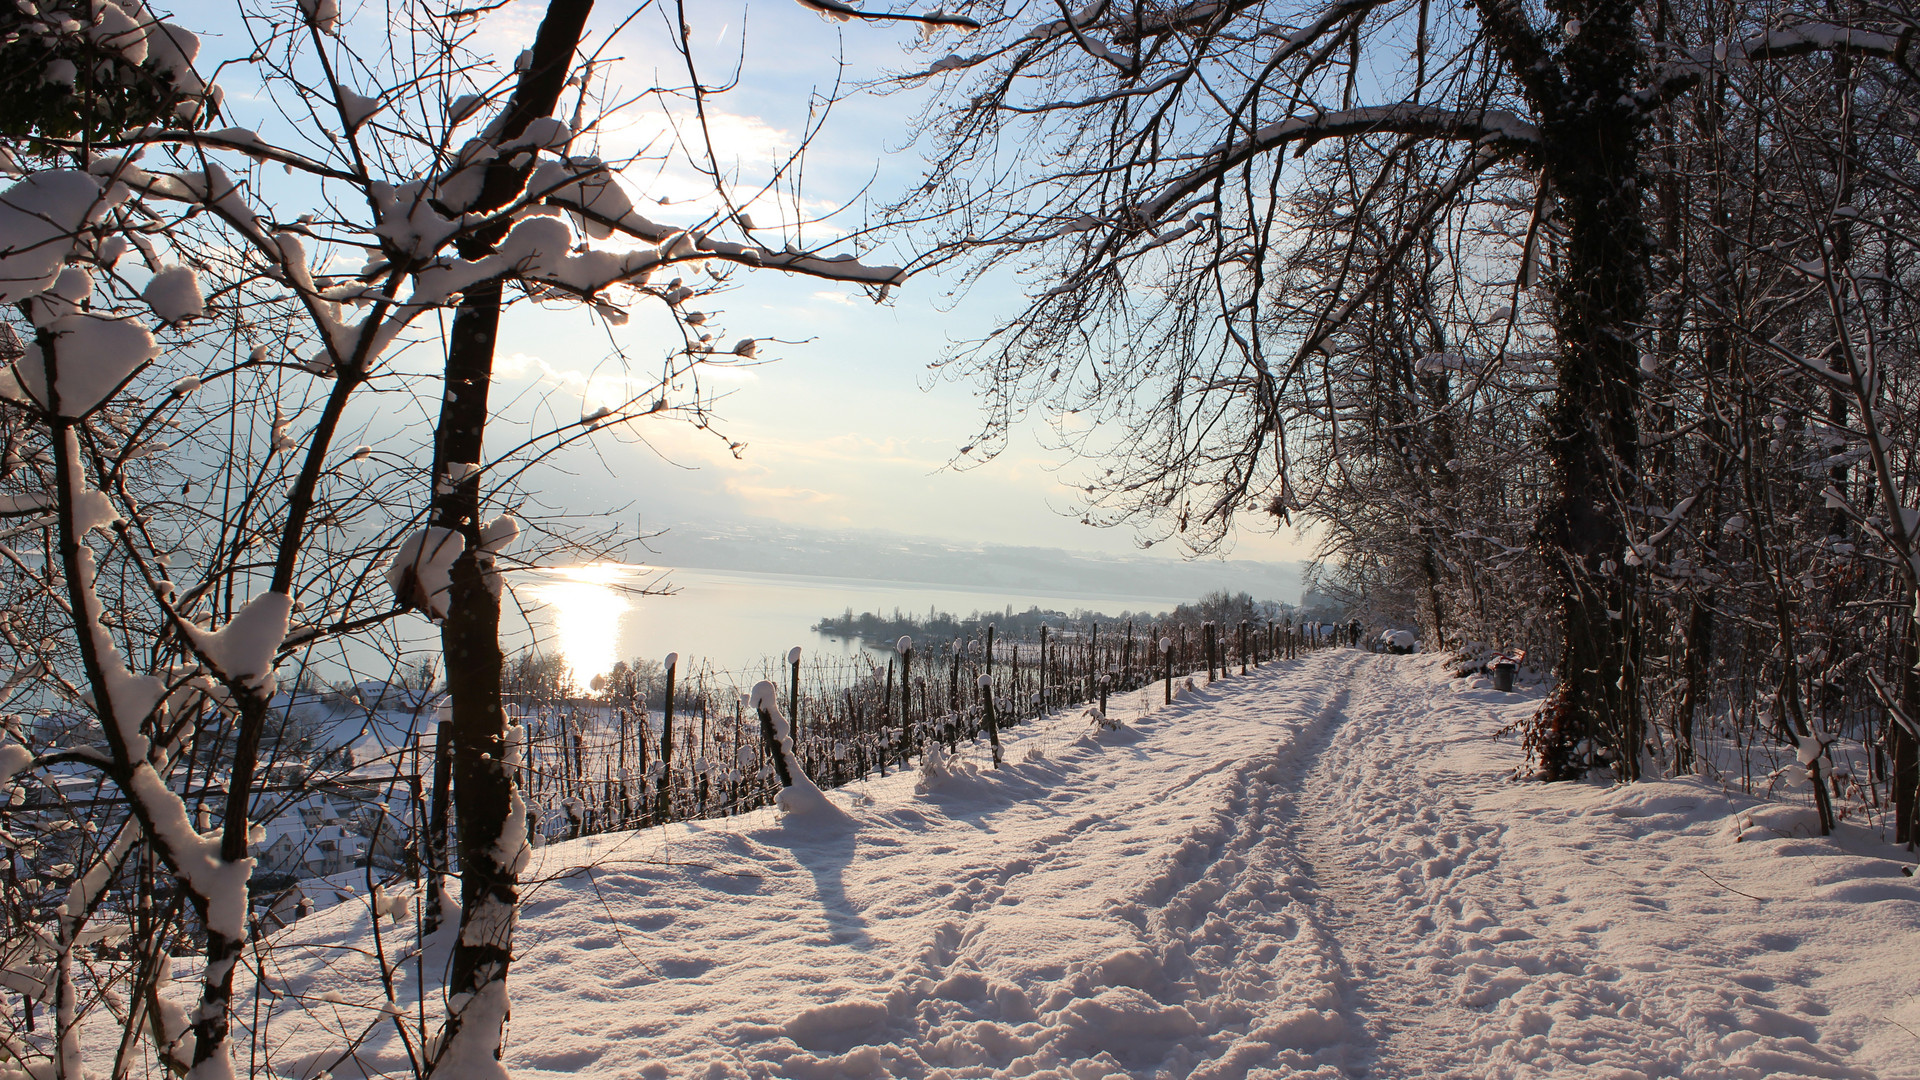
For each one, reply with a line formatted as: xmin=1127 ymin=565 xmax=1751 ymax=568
xmin=637 ymin=519 xmax=1304 ymax=606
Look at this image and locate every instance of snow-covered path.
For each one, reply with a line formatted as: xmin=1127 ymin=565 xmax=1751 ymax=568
xmin=256 ymin=651 xmax=1920 ymax=1080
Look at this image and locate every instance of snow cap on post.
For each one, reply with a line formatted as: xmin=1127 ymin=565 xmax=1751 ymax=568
xmin=1160 ymin=636 xmax=1173 ymax=652
xmin=787 ymin=646 xmax=802 ymax=665
xmin=897 ymin=635 xmax=913 ymax=655
xmin=664 ymin=651 xmax=678 ymax=673
xmin=976 ymin=673 xmax=993 ymax=689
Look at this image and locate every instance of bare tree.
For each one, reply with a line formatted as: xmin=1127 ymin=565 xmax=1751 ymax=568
xmin=0 ymin=0 xmax=966 ymax=1074
xmin=892 ymin=0 xmax=1920 ymax=789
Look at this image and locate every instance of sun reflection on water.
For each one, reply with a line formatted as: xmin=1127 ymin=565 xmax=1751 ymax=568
xmin=523 ymin=563 xmax=638 ymax=685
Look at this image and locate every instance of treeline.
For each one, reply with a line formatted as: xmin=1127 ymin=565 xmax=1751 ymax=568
xmin=814 ymin=589 xmax=1292 ymax=651
xmin=1286 ymin=53 xmax=1920 ymax=844
xmin=883 ymin=0 xmax=1920 ymax=847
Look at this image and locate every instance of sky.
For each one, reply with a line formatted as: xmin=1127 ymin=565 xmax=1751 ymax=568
xmin=195 ymin=0 xmax=1319 ymax=566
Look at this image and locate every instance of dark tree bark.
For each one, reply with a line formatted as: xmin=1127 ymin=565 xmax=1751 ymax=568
xmin=425 ymin=716 xmax=455 ymax=933
xmin=427 ymin=0 xmax=595 ymax=1071
xmin=658 ymin=659 xmax=677 ymax=821
xmin=1897 ymin=617 xmax=1919 ymax=846
xmin=1469 ymin=0 xmax=1648 ymax=778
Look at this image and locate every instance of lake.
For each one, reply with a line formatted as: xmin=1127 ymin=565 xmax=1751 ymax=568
xmin=513 ymin=564 xmax=1192 ymax=685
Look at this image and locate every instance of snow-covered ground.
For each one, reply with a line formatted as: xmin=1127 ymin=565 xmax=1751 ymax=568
xmin=246 ymin=651 xmax=1920 ymax=1079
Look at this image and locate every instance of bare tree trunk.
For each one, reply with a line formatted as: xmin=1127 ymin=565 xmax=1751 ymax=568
xmin=1897 ymin=616 xmax=1919 ymax=846
xmin=427 ymin=1 xmax=595 ymax=1072
xmin=1489 ymin=0 xmax=1646 ymax=780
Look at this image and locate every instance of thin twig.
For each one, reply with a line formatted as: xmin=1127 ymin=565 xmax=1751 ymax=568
xmin=1694 ymin=867 xmax=1770 ymax=902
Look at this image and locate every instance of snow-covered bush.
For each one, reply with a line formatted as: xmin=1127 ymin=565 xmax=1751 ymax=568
xmin=914 ymin=740 xmax=980 ymax=793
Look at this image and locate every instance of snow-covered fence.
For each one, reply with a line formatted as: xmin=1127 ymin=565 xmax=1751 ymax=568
xmin=487 ymin=608 xmax=1309 ymax=840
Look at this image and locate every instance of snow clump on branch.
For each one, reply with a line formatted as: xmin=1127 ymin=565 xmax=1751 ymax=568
xmin=387 ymin=527 xmax=467 ymax=621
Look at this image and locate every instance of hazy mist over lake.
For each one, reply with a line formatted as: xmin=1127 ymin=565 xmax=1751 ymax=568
xmin=510 ymin=520 xmax=1306 ymax=683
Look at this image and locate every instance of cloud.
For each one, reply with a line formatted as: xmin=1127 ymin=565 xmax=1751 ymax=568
xmin=595 ymin=107 xmax=793 ymax=177
xmin=497 ymin=351 xmax=544 ymax=379
xmin=584 ymin=104 xmax=859 ymax=245
xmin=724 ymin=479 xmax=838 ymax=507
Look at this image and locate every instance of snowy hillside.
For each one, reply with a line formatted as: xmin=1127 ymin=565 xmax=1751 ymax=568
xmin=238 ymin=652 xmax=1919 ymax=1080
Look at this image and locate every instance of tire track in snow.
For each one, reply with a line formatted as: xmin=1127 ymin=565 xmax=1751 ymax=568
xmin=853 ymin=652 xmax=1374 ymax=1080
xmin=1282 ymin=653 xmax=1876 ymax=1080
xmin=1287 ymin=652 xmax=1510 ymax=1080
xmin=1129 ymin=650 xmax=1378 ymax=1080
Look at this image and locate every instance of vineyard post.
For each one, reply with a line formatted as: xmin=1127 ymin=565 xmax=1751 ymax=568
xmin=756 ymin=702 xmax=794 ymax=789
xmin=733 ymin=697 xmax=745 ymax=814
xmin=616 ymin=707 xmax=631 ymax=825
xmin=1011 ymin=640 xmax=1022 ymax=720
xmin=1241 ymin=621 xmax=1250 ymax=674
xmin=1089 ymin=622 xmax=1099 ymax=705
xmin=898 ymin=636 xmax=915 ymax=767
xmin=658 ymin=653 xmax=677 ymax=823
xmin=698 ymin=703 xmax=710 ymax=817
xmin=636 ymin=698 xmax=651 ymax=822
xmin=948 ymin=643 xmax=961 ymax=751
xmin=1039 ymin=624 xmax=1049 ymax=713
xmin=883 ymin=658 xmax=896 ymax=771
xmin=979 ymin=673 xmax=1003 ymax=767
xmin=788 ymin=646 xmax=802 ymax=746
xmin=1162 ymin=635 xmax=1174 ymax=705
xmin=964 ymin=638 xmax=981 ymax=739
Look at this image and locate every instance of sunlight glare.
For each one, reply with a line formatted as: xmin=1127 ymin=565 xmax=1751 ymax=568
xmin=525 ymin=563 xmax=638 ymax=686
